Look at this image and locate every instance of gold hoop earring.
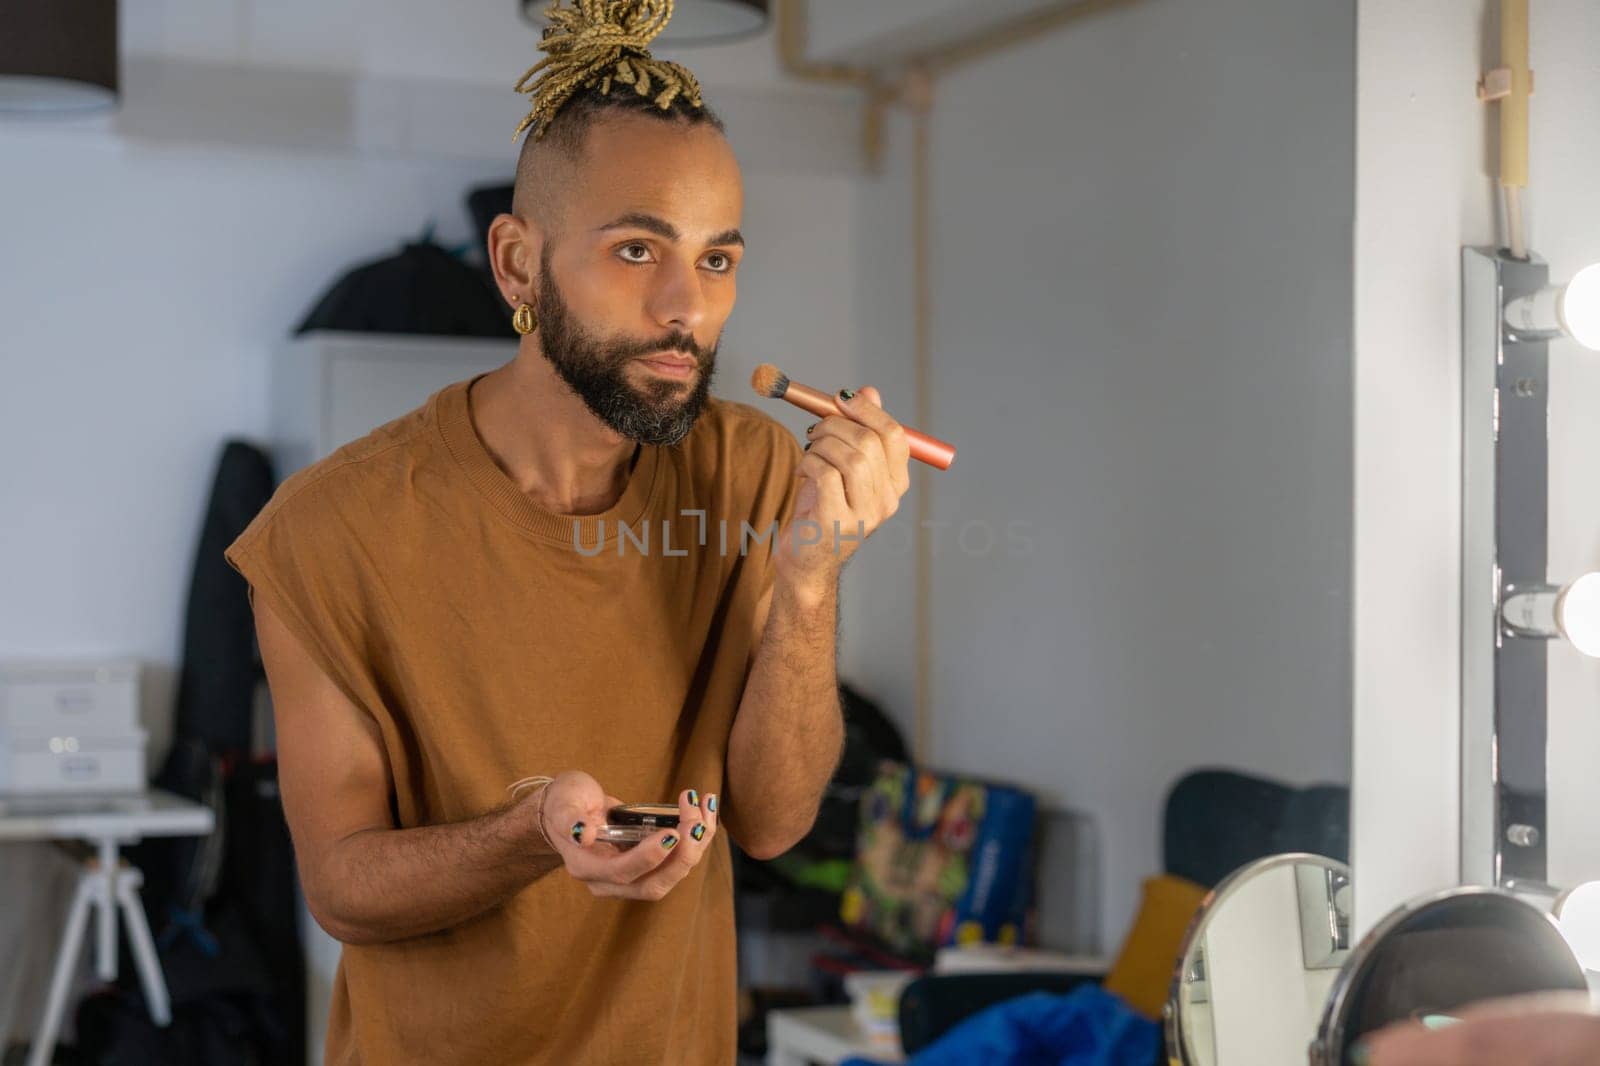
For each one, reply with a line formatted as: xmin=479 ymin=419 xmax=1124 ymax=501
xmin=512 ymin=302 xmax=538 ymax=336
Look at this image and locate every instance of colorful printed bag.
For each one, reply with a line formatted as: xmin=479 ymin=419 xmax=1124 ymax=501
xmin=840 ymin=761 xmax=1037 ymax=957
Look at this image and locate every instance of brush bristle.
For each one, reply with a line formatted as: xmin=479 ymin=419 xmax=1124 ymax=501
xmin=750 ymin=363 xmax=789 ymax=399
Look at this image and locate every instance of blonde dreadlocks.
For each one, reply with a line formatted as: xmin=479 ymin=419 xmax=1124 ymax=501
xmin=514 ymin=0 xmax=707 ymax=143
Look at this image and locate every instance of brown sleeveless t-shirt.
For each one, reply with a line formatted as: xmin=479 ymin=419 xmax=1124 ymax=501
xmin=224 ymin=375 xmax=802 ymax=1065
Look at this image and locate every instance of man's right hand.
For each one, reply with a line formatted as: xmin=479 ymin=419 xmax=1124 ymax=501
xmin=1358 ymin=995 xmax=1600 ymax=1065
xmin=529 ymin=770 xmax=720 ymax=902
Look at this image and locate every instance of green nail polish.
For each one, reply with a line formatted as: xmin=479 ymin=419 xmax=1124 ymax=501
xmin=662 ymin=834 xmax=678 ymax=849
xmin=687 ymin=789 xmax=699 ymax=806
xmin=691 ymin=822 xmax=706 ymax=841
xmin=570 ymin=821 xmax=584 ymax=843
xmin=707 ymin=794 xmax=718 ymax=813
xmin=839 ymin=388 xmax=856 ymax=401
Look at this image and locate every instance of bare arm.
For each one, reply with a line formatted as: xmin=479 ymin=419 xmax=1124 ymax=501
xmin=257 ymin=595 xmax=560 ymax=944
xmin=256 ymin=595 xmax=722 ymax=945
xmin=723 ymin=385 xmax=909 ymax=860
xmin=722 ymin=579 xmax=845 ymax=859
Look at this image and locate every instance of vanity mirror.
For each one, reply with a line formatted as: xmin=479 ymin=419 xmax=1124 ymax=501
xmin=1166 ymin=853 xmax=1352 ymax=1066
xmin=1310 ymin=886 xmax=1587 ymax=1065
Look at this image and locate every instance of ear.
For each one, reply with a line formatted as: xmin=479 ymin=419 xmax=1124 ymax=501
xmin=486 ymin=213 xmax=545 ymax=307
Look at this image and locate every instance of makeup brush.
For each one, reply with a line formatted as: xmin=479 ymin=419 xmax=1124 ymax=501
xmin=750 ymin=364 xmax=956 ymax=471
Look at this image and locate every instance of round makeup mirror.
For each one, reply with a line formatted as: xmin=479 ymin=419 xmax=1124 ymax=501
xmin=1166 ymin=853 xmax=1353 ymax=1066
xmin=1310 ymin=886 xmax=1588 ymax=1065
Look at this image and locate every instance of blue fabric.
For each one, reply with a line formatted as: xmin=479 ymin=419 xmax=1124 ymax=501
xmin=842 ymin=986 xmax=1158 ymax=1066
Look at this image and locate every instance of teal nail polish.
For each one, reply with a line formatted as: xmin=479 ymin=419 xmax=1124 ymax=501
xmin=706 ymin=794 xmax=718 ymax=813
xmin=691 ymin=822 xmax=706 ymax=841
xmin=687 ymin=789 xmax=699 ymax=807
xmin=839 ymin=388 xmax=856 ymax=401
xmin=570 ymin=821 xmax=584 ymax=843
xmin=662 ymin=834 xmax=678 ymax=849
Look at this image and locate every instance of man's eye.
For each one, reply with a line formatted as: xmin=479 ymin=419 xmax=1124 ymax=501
xmin=704 ymin=253 xmax=731 ymax=272
xmin=619 ymin=243 xmax=652 ymax=263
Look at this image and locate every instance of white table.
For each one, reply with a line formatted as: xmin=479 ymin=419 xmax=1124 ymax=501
xmin=0 ymin=790 xmax=214 ymax=1066
xmin=766 ymin=1005 xmax=904 ymax=1066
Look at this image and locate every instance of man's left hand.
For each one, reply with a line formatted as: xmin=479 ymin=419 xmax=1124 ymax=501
xmin=776 ymin=385 xmax=911 ymax=600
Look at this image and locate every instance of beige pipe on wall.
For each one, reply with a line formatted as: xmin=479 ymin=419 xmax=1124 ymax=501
xmin=1499 ymin=0 xmax=1531 ymax=258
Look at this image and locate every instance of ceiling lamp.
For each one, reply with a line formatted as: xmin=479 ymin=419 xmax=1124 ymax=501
xmin=0 ymin=0 xmax=119 ymax=115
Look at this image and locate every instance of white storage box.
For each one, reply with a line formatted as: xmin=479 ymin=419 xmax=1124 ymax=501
xmin=0 ymin=730 xmax=148 ymax=794
xmin=0 ymin=660 xmax=141 ymax=738
xmin=0 ymin=660 xmax=146 ymax=794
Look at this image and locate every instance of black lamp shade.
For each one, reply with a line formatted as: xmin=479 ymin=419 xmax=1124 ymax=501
xmin=0 ymin=0 xmax=119 ymax=114
xmin=522 ymin=0 xmax=770 ymax=46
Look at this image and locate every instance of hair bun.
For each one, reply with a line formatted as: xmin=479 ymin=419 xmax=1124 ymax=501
xmin=514 ymin=0 xmax=705 ymax=143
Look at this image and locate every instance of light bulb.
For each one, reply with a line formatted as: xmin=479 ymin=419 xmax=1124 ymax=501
xmin=1555 ymin=881 xmax=1600 ymax=973
xmin=1559 ymin=264 xmax=1600 ymax=351
xmin=1504 ymin=262 xmax=1600 ymax=351
xmin=1500 ymin=572 xmax=1600 ymax=657
xmin=1555 ymin=572 xmax=1600 ymax=656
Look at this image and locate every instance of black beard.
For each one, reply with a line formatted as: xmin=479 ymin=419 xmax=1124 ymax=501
xmin=533 ymin=255 xmax=717 ymax=447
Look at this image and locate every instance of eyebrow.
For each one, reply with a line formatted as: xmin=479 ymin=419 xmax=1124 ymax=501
xmin=596 ymin=212 xmax=744 ymax=248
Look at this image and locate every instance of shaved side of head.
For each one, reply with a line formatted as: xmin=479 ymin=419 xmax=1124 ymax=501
xmin=511 ymin=86 xmax=727 ymax=236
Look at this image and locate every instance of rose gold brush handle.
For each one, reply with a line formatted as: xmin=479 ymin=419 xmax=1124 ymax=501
xmin=781 ymin=379 xmax=956 ymax=471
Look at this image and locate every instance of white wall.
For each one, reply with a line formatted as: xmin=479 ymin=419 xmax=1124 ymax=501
xmin=121 ymin=0 xmax=800 ymax=91
xmin=806 ymin=0 xmax=1068 ymax=66
xmin=845 ymin=0 xmax=1355 ymax=949
xmin=0 ymin=11 xmax=865 ymax=766
xmin=0 ymin=121 xmax=514 ymax=752
xmin=1350 ymin=1 xmax=1494 ymax=938
xmin=1352 ymin=0 xmax=1600 ymax=937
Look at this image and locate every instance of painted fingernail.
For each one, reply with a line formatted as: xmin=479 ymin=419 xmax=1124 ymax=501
xmin=662 ymin=834 xmax=678 ymax=849
xmin=838 ymin=388 xmax=856 ymax=402
xmin=806 ymin=422 xmax=818 ymax=435
xmin=691 ymin=822 xmax=706 ymax=841
xmin=803 ymin=442 xmax=812 ymax=451
xmin=706 ymin=794 xmax=718 ymax=813
xmin=687 ymin=789 xmax=699 ymax=807
xmin=570 ymin=821 xmax=585 ymax=843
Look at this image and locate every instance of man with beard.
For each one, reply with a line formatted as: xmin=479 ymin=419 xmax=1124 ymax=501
xmin=222 ymin=2 xmax=912 ymax=1064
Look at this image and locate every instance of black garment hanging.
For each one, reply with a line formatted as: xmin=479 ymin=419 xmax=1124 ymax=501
xmin=94 ymin=440 xmax=306 ymax=1066
xmin=295 ymin=236 xmax=516 ymax=338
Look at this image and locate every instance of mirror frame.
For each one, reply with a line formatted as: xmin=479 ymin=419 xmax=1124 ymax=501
xmin=1309 ymin=884 xmax=1587 ymax=1065
xmin=1164 ymin=851 xmax=1353 ymax=1066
